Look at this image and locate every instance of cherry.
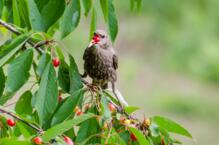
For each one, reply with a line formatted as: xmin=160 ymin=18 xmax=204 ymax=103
xmin=92 ymin=35 xmax=100 ymax=43
xmin=7 ymin=119 xmax=16 ymax=127
xmin=52 ymin=58 xmax=60 ymax=67
xmin=130 ymin=133 xmax=137 ymax=141
xmin=64 ymin=136 xmax=74 ymax=145
xmin=76 ymin=111 xmax=83 ymax=116
xmin=32 ymin=136 xmax=42 ymax=145
xmin=58 ymin=95 xmax=62 ymax=103
xmin=108 ymin=103 xmax=116 ymax=112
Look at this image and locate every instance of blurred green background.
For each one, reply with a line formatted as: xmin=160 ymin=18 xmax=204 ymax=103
xmin=1 ymin=0 xmax=219 ymax=145
xmin=60 ymin=0 xmax=219 ymax=145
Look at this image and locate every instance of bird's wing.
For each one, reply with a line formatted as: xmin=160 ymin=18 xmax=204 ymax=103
xmin=112 ymin=54 xmax=118 ymax=70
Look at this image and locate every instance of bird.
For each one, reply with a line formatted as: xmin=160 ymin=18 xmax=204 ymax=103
xmin=82 ymin=29 xmax=118 ymax=90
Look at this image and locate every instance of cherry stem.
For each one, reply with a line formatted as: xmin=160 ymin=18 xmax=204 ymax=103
xmin=0 ymin=108 xmax=43 ymax=133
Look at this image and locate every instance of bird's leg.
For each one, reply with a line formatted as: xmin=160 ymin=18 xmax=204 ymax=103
xmin=111 ymin=81 xmax=124 ymax=111
xmin=80 ymin=72 xmax=87 ymax=78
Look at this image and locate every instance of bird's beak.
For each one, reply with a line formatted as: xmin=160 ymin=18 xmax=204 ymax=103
xmin=88 ymin=41 xmax=94 ymax=47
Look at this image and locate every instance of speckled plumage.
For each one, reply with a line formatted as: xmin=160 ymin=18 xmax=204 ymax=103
xmin=83 ymin=30 xmax=118 ymax=89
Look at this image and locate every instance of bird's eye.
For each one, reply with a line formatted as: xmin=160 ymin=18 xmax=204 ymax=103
xmin=101 ymin=35 xmax=105 ymax=38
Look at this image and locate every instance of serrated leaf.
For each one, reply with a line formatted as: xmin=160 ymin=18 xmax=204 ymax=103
xmin=129 ymin=127 xmax=150 ymax=145
xmin=40 ymin=0 xmax=65 ymax=31
xmin=42 ymin=113 xmax=95 ymax=142
xmin=27 ymin=0 xmax=45 ymax=31
xmin=100 ymin=0 xmax=108 ymax=22
xmin=15 ymin=91 xmax=32 ymax=115
xmin=60 ymin=0 xmax=80 ymax=39
xmin=0 ymin=68 xmax=5 ymax=98
xmin=37 ymin=53 xmax=51 ymax=77
xmin=51 ymin=90 xmax=84 ymax=126
xmin=152 ymin=116 xmax=192 ymax=138
xmin=5 ymin=49 xmax=33 ymax=93
xmin=108 ymin=0 xmax=118 ymax=42
xmin=58 ymin=60 xmax=70 ymax=93
xmin=69 ymin=55 xmax=83 ymax=95
xmin=124 ymin=106 xmax=140 ymax=114
xmin=89 ymin=7 xmax=97 ymax=40
xmin=0 ymin=33 xmax=30 ymax=67
xmin=82 ymin=0 xmax=92 ymax=16
xmin=35 ymin=61 xmax=58 ymax=126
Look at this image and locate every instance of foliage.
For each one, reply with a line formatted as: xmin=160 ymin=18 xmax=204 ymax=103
xmin=0 ymin=0 xmax=192 ymax=145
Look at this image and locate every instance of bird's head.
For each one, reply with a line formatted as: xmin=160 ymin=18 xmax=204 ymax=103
xmin=88 ymin=30 xmax=110 ymax=49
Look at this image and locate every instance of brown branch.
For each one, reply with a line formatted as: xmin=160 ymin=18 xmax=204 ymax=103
xmin=0 ymin=19 xmax=44 ymax=54
xmin=0 ymin=108 xmax=43 ymax=133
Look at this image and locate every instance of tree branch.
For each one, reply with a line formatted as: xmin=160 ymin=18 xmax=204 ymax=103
xmin=0 ymin=108 xmax=43 ymax=133
xmin=0 ymin=19 xmax=44 ymax=54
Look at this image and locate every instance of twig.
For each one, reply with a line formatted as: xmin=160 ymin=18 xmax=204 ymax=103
xmin=0 ymin=108 xmax=43 ymax=133
xmin=0 ymin=19 xmax=44 ymax=54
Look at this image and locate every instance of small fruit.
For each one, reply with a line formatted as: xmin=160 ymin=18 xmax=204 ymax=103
xmin=7 ymin=119 xmax=16 ymax=127
xmin=52 ymin=58 xmax=60 ymax=67
xmin=76 ymin=111 xmax=83 ymax=116
xmin=64 ymin=136 xmax=74 ymax=145
xmin=32 ymin=136 xmax=42 ymax=145
xmin=58 ymin=95 xmax=62 ymax=103
xmin=130 ymin=133 xmax=137 ymax=141
xmin=108 ymin=103 xmax=116 ymax=112
xmin=92 ymin=35 xmax=100 ymax=43
xmin=124 ymin=119 xmax=131 ymax=125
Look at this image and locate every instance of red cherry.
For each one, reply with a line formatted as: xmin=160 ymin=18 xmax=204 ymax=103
xmin=92 ymin=35 xmax=100 ymax=43
xmin=58 ymin=96 xmax=62 ymax=103
xmin=76 ymin=111 xmax=83 ymax=116
xmin=64 ymin=136 xmax=74 ymax=145
xmin=7 ymin=119 xmax=16 ymax=127
xmin=32 ymin=137 xmax=42 ymax=145
xmin=130 ymin=133 xmax=137 ymax=141
xmin=109 ymin=103 xmax=116 ymax=112
xmin=52 ymin=58 xmax=60 ymax=67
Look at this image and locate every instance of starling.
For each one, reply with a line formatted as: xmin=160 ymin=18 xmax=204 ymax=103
xmin=82 ymin=30 xmax=118 ymax=90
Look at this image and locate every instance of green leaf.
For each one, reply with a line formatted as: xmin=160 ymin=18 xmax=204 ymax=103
xmin=69 ymin=55 xmax=83 ymax=95
xmin=124 ymin=106 xmax=140 ymax=114
xmin=0 ymin=0 xmax=4 ymax=17
xmin=129 ymin=127 xmax=150 ymax=145
xmin=36 ymin=53 xmax=51 ymax=77
xmin=108 ymin=0 xmax=118 ymax=42
xmin=51 ymin=90 xmax=84 ymax=126
xmin=35 ymin=61 xmax=58 ymax=126
xmin=0 ymin=138 xmax=32 ymax=145
xmin=76 ymin=108 xmax=101 ymax=144
xmin=40 ymin=0 xmax=65 ymax=31
xmin=60 ymin=0 xmax=80 ymax=39
xmin=16 ymin=122 xmax=31 ymax=138
xmin=17 ymin=0 xmax=31 ymax=29
xmin=152 ymin=116 xmax=192 ymax=138
xmin=89 ymin=7 xmax=97 ymax=40
xmin=42 ymin=113 xmax=96 ymax=142
xmin=27 ymin=0 xmax=45 ymax=31
xmin=82 ymin=0 xmax=92 ymax=16
xmin=0 ymin=68 xmax=5 ymax=98
xmin=100 ymin=0 xmax=108 ymax=22
xmin=5 ymin=49 xmax=33 ymax=93
xmin=58 ymin=59 xmax=70 ymax=93
xmin=101 ymin=94 xmax=111 ymax=121
xmin=15 ymin=91 xmax=32 ymax=115
xmin=12 ymin=0 xmax=21 ymax=26
xmin=0 ymin=33 xmax=30 ymax=67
